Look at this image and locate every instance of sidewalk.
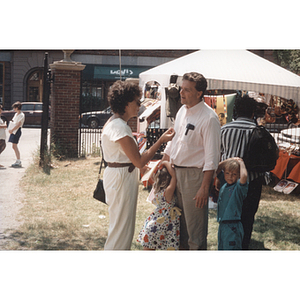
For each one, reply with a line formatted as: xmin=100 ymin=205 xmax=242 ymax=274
xmin=0 ymin=128 xmax=41 ymax=248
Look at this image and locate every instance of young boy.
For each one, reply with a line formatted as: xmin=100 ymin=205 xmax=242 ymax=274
xmin=216 ymin=157 xmax=248 ymax=250
xmin=0 ymin=105 xmax=7 ymax=168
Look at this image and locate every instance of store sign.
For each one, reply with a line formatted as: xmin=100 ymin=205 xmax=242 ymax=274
xmin=94 ymin=65 xmax=148 ymax=80
xmin=109 ymin=68 xmax=133 ymax=77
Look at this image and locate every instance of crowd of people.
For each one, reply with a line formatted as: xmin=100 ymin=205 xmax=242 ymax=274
xmin=101 ymin=72 xmax=264 ymax=250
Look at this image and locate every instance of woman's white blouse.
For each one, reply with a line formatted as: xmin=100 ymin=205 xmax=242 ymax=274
xmin=101 ymin=118 xmax=137 ymax=163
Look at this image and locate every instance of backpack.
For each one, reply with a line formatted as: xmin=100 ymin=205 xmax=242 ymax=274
xmin=243 ymin=125 xmax=279 ymax=173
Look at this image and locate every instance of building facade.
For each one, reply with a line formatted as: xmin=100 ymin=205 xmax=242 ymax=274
xmin=0 ymin=50 xmax=197 ymax=110
xmin=0 ymin=49 xmax=276 ymax=111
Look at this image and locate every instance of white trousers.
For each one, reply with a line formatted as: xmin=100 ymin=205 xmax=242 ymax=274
xmin=103 ymin=166 xmax=139 ymax=250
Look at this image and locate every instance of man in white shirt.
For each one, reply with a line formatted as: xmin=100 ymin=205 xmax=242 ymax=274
xmin=162 ymin=72 xmax=220 ymax=250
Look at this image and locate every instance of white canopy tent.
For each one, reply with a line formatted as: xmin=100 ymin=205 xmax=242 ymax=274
xmin=139 ymin=50 xmax=300 ymax=128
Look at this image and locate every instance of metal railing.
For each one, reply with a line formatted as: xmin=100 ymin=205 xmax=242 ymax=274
xmin=78 ymin=127 xmax=102 ymax=157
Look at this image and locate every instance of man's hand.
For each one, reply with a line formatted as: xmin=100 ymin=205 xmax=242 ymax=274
xmin=193 ymin=170 xmax=214 ymax=208
xmin=193 ymin=186 xmax=210 ymax=208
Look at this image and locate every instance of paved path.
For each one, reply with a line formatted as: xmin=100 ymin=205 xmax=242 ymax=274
xmin=0 ymin=128 xmax=42 ymax=248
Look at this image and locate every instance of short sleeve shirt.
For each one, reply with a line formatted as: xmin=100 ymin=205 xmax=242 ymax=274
xmin=217 ymin=171 xmax=249 ymax=222
xmin=101 ymin=118 xmax=137 ymax=163
xmin=11 ymin=112 xmax=25 ymax=134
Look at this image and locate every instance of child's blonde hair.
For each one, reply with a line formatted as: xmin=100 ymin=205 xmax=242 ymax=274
xmin=153 ymin=166 xmax=171 ymax=193
xmin=224 ymin=159 xmax=240 ymax=174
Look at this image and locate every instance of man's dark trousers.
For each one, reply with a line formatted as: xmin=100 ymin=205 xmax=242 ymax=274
xmin=241 ymin=176 xmax=264 ymax=250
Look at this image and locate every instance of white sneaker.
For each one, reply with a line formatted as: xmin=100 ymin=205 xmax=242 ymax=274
xmin=11 ymin=161 xmax=22 ymax=168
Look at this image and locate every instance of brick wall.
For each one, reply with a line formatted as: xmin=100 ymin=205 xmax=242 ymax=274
xmin=50 ymin=69 xmax=81 ymax=157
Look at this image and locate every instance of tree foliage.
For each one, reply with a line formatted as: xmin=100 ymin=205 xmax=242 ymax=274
xmin=273 ymin=50 xmax=300 ymax=75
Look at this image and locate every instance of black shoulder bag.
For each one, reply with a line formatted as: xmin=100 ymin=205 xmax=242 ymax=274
xmin=93 ymin=142 xmax=107 ymax=204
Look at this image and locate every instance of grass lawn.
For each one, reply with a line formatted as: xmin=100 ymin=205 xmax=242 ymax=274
xmin=2 ymin=155 xmax=300 ymax=250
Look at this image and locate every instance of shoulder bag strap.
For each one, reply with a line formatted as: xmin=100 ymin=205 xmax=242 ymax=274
xmin=98 ymin=135 xmax=105 ymax=177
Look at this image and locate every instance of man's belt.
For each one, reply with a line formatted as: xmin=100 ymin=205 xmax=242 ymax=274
xmin=174 ymin=164 xmax=189 ymax=168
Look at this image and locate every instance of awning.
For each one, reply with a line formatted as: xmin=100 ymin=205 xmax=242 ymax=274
xmin=140 ymin=50 xmax=300 ymax=105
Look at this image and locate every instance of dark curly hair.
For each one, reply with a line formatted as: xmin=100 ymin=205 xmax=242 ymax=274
xmin=233 ymin=94 xmax=257 ymax=119
xmin=182 ymin=72 xmax=207 ymax=99
xmin=108 ymin=80 xmax=142 ymax=115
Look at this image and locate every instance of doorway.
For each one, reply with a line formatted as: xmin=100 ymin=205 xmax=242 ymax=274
xmin=27 ymin=69 xmax=43 ymax=102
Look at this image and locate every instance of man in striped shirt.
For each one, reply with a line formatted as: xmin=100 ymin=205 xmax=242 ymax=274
xmin=220 ymin=94 xmax=264 ymax=250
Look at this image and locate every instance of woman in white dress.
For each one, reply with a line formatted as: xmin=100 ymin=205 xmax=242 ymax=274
xmin=101 ymin=80 xmax=175 ymax=250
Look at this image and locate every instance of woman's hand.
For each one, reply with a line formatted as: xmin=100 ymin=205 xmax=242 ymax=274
xmin=118 ymin=128 xmax=175 ymax=169
xmin=159 ymin=128 xmax=175 ymax=144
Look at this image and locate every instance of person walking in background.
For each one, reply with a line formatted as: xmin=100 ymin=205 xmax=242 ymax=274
xmin=8 ymin=102 xmax=25 ymax=168
xmin=137 ymin=161 xmax=181 ymax=250
xmin=162 ymin=72 xmax=221 ymax=250
xmin=216 ymin=158 xmax=248 ymax=250
xmin=101 ymin=80 xmax=175 ymax=250
xmin=220 ymin=94 xmax=264 ymax=250
xmin=0 ymin=105 xmax=7 ymax=168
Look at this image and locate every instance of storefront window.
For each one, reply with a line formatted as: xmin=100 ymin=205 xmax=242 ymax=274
xmin=81 ymin=80 xmax=110 ymax=113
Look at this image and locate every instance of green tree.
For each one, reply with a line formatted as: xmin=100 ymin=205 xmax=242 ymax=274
xmin=289 ymin=50 xmax=300 ymax=74
xmin=273 ymin=50 xmax=300 ymax=75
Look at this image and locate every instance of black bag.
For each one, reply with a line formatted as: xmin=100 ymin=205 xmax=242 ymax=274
xmin=93 ymin=142 xmax=107 ymax=204
xmin=243 ymin=125 xmax=279 ymax=173
xmin=93 ymin=178 xmax=106 ymax=204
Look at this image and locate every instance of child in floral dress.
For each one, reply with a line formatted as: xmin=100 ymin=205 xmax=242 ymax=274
xmin=137 ymin=161 xmax=181 ymax=250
